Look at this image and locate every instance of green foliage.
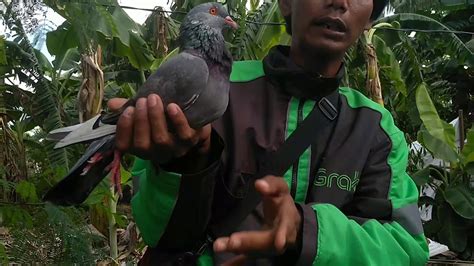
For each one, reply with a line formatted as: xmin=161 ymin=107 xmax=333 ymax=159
xmin=372 ymin=34 xmax=407 ymax=96
xmin=413 ymin=97 xmax=474 ymax=256
xmin=436 ymin=202 xmax=469 ymax=252
xmin=15 ymin=180 xmax=38 ymax=202
xmin=3 ymin=204 xmax=107 ymax=264
xmin=379 ymin=13 xmax=472 ymax=65
xmin=1 ymin=3 xmax=71 ymax=169
xmin=0 ymin=37 xmax=6 ymax=65
xmin=114 ymin=31 xmax=155 ymax=70
xmin=416 ymin=83 xmax=459 ymax=162
xmin=0 ymin=243 xmax=8 ymax=265
xmin=45 ymin=0 xmax=155 ymax=71
xmin=46 ymin=22 xmax=79 ymax=57
xmin=410 ymin=166 xmax=430 ymax=186
xmin=445 ymin=185 xmax=474 ymax=219
xmin=44 ymin=204 xmax=107 ymax=264
xmin=231 ymin=1 xmax=288 ymax=60
xmin=0 ymin=206 xmax=33 ymax=228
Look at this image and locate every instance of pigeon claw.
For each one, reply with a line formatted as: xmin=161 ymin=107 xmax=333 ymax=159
xmin=88 ymin=152 xmax=104 ymax=164
xmin=81 ymin=152 xmax=104 ymax=176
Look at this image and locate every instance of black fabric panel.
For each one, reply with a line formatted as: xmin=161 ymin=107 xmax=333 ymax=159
xmin=157 ymin=130 xmax=224 ymax=249
xmin=342 ymin=197 xmax=392 ymax=221
xmin=295 ymin=204 xmax=318 ymax=266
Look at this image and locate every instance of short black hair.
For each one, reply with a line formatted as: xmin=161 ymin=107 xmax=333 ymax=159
xmin=283 ymin=0 xmax=388 ymax=35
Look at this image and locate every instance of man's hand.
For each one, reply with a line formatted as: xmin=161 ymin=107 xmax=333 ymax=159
xmin=108 ymin=94 xmax=212 ymax=167
xmin=213 ymin=176 xmax=302 ymax=265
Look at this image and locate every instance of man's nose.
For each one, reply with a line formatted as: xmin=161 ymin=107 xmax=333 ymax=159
xmin=324 ymin=0 xmax=349 ymax=13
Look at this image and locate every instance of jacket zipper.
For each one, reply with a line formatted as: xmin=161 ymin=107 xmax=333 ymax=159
xmin=290 ymin=99 xmax=305 ymax=198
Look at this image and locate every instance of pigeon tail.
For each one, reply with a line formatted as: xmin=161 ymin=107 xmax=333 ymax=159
xmin=43 ymin=135 xmax=116 ymax=205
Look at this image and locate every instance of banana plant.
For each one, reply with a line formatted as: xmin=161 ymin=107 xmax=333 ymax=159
xmin=44 ymin=0 xmax=155 ymax=122
xmin=412 ymin=83 xmax=474 ymax=259
xmin=362 ymin=12 xmax=473 ymax=141
xmin=1 ymin=3 xmax=71 ymax=170
xmin=361 ymin=22 xmax=403 ymax=106
xmin=229 ymin=0 xmax=289 ymax=60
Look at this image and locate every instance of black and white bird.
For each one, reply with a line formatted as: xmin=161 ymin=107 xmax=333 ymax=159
xmin=44 ymin=2 xmax=238 ymax=205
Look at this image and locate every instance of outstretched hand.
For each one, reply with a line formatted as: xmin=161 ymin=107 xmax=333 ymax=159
xmin=213 ymin=175 xmax=302 ymax=266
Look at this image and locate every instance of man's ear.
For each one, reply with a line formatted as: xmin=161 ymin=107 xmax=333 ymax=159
xmin=279 ymin=0 xmax=291 ymax=17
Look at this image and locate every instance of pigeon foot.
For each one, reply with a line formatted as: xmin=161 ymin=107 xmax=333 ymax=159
xmin=105 ymin=150 xmax=122 ymax=197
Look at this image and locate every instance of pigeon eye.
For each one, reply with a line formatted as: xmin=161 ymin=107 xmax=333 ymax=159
xmin=209 ymin=7 xmax=217 ymax=15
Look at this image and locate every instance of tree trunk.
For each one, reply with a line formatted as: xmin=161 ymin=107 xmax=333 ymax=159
xmin=0 ymin=79 xmax=26 ymax=200
xmin=77 ymin=46 xmax=104 ymax=123
xmin=0 ymin=90 xmax=9 ymax=201
xmin=154 ymin=8 xmax=169 ymax=57
xmin=365 ymin=42 xmax=384 ymax=106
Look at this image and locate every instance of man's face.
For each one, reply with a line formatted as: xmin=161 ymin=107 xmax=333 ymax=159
xmin=282 ymin=0 xmax=373 ymax=57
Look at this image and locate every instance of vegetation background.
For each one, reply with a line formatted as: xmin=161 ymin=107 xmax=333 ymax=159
xmin=0 ymin=0 xmax=473 ymax=264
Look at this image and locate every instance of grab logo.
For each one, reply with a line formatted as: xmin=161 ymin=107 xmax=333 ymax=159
xmin=314 ymin=168 xmax=360 ymax=192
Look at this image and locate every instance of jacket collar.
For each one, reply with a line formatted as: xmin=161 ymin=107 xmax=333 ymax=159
xmin=262 ymin=45 xmax=344 ymax=99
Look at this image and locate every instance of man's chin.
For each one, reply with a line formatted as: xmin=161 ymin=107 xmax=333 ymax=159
xmin=301 ymin=38 xmax=348 ymax=59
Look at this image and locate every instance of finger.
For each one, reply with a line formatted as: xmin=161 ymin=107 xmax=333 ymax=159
xmin=167 ymin=103 xmax=197 ymax=145
xmin=133 ymin=98 xmax=151 ymax=151
xmin=115 ymin=107 xmax=135 ymax=151
xmin=222 ymin=255 xmax=248 ymax=266
xmin=107 ymin=98 xmax=128 ymax=111
xmin=255 ymin=175 xmax=290 ymax=197
xmin=147 ymin=94 xmax=171 ymax=146
xmin=215 ymin=230 xmax=274 ymax=254
xmin=213 ymin=237 xmax=230 ymax=253
xmin=274 ymin=217 xmax=289 ymax=254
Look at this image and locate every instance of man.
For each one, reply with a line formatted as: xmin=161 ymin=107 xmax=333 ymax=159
xmin=109 ymin=0 xmax=429 ymax=265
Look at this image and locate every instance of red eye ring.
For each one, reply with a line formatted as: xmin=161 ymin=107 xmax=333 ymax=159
xmin=209 ymin=7 xmax=217 ymax=15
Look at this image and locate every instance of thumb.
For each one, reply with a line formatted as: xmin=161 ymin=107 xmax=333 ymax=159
xmin=255 ymin=175 xmax=290 ymax=197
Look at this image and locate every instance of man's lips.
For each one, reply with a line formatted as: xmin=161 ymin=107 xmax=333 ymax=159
xmin=313 ymin=17 xmax=347 ymax=33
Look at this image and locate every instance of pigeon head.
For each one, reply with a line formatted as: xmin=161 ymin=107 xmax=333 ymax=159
xmin=185 ymin=2 xmax=238 ymax=31
xmin=179 ymin=2 xmax=237 ymax=65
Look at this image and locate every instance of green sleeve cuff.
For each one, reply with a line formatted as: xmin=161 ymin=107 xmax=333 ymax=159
xmin=311 ymin=204 xmax=428 ymax=266
xmin=131 ymin=159 xmax=181 ymax=247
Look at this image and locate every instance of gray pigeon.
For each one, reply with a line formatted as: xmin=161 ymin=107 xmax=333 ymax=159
xmin=44 ymin=2 xmax=237 ymax=205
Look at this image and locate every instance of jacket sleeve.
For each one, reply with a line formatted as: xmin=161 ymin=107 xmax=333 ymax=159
xmin=293 ymin=131 xmax=429 ymax=266
xmin=131 ymin=129 xmax=224 ymax=249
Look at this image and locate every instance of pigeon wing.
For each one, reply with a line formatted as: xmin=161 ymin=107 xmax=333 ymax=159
xmin=100 ymin=51 xmax=210 ymax=126
xmin=135 ymin=51 xmax=210 ymax=109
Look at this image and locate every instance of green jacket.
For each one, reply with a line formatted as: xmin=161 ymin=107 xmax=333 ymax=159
xmin=131 ymin=46 xmax=429 ymax=265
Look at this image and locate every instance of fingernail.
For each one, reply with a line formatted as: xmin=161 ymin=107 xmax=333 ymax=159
xmin=148 ymin=95 xmax=157 ymax=107
xmin=137 ymin=98 xmax=146 ymax=109
xmin=256 ymin=179 xmax=269 ymax=190
xmin=124 ymin=107 xmax=134 ymax=117
xmin=167 ymin=104 xmax=178 ymax=116
xmin=214 ymin=240 xmax=225 ymax=252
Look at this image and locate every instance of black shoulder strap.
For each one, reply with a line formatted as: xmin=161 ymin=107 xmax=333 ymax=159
xmin=193 ymin=90 xmax=340 ymax=256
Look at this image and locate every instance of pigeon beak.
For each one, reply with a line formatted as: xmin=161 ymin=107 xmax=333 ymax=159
xmin=225 ymin=16 xmax=239 ymax=30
